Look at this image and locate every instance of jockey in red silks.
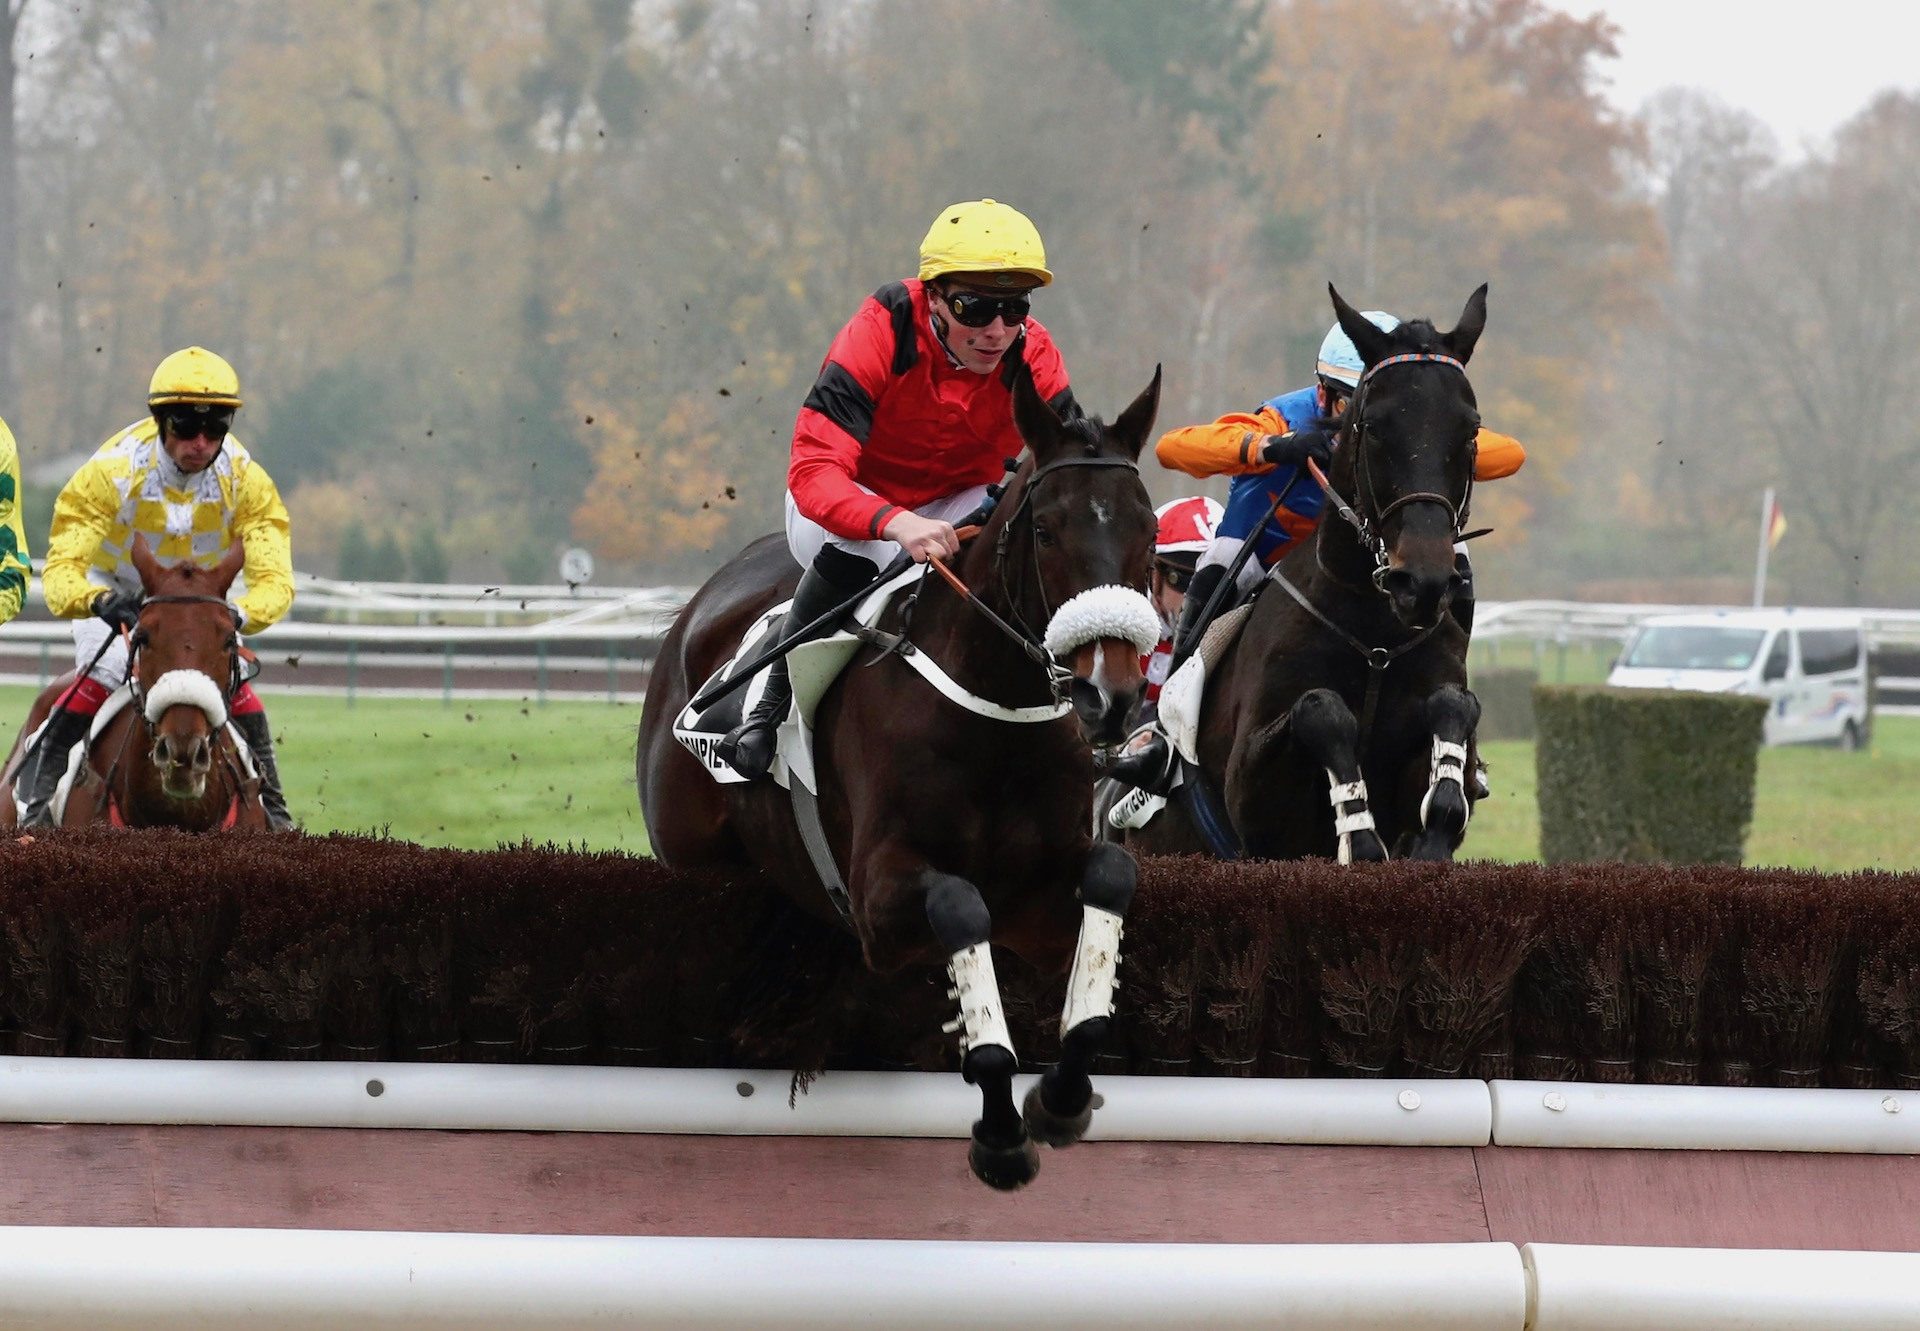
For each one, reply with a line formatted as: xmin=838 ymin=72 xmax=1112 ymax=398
xmin=1141 ymin=495 xmax=1222 ymax=721
xmin=719 ymin=198 xmax=1080 ymax=780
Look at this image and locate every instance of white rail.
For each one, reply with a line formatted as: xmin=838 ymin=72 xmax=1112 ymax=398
xmin=7 ymin=1059 xmax=1920 ymax=1155
xmin=0 ymin=1230 xmax=1528 ymax=1331
xmin=0 ymin=1230 xmax=1914 ymax=1330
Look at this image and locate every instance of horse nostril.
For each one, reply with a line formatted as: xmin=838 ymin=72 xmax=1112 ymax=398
xmin=191 ymin=738 xmax=213 ymax=772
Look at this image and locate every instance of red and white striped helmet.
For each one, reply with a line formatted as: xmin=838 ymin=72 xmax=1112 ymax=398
xmin=1154 ymin=495 xmax=1222 ymax=555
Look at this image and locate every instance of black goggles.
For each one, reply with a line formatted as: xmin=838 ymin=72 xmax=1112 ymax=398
xmin=1154 ymin=558 xmax=1197 ymax=593
xmin=164 ymin=410 xmax=232 ymax=442
xmin=937 ymin=287 xmax=1032 ymax=328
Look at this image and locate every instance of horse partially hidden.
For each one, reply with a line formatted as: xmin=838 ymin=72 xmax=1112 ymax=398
xmin=1 ymin=535 xmax=266 ymax=832
xmin=1120 ymin=285 xmax=1488 ymax=862
xmin=638 ymin=368 xmax=1162 ymax=1189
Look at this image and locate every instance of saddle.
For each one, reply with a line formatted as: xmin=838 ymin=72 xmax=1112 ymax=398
xmin=672 ymin=561 xmax=930 ymax=794
xmin=1156 ymin=601 xmax=1256 ymax=766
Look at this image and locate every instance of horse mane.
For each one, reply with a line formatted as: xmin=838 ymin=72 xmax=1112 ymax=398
xmin=151 ymin=560 xmax=223 ymax=597
xmin=1057 ymin=412 xmax=1120 ymax=459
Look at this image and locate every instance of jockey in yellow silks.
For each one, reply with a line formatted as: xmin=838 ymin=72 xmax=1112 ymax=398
xmin=17 ymin=347 xmax=296 ymax=829
xmin=0 ymin=417 xmax=26 ymax=627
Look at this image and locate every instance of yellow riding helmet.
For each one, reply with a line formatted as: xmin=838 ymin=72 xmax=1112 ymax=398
xmin=917 ymin=198 xmax=1053 ymax=288
xmin=148 ymin=346 xmax=243 ymax=410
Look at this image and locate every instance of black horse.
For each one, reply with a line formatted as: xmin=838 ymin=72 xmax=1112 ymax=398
xmin=638 ymin=367 xmax=1162 ymax=1189
xmin=1119 ymin=285 xmax=1488 ymax=862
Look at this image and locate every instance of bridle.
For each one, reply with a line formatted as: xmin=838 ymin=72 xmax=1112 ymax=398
xmin=125 ymin=593 xmax=245 ymax=720
xmin=909 ymin=453 xmax=1143 ymax=708
xmin=1308 ymin=351 xmax=1487 ymax=594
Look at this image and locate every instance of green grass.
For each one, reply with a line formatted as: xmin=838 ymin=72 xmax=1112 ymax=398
xmin=1 ymin=686 xmax=652 ymax=853
xmin=7 ymin=682 xmax=1917 ymax=869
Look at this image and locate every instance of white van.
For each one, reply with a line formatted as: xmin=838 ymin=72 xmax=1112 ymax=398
xmin=1606 ymin=609 xmax=1871 ymax=749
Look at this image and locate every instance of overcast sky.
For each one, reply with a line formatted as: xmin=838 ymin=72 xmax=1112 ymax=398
xmin=1545 ymin=0 xmax=1920 ymax=155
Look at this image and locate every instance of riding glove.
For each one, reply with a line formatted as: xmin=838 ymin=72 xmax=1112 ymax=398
xmin=92 ymin=588 xmax=143 ymax=631
xmin=1261 ymin=428 xmax=1334 ymax=470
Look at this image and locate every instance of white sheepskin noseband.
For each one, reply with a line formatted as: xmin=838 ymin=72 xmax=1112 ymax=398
xmin=143 ymin=669 xmax=229 ymax=729
xmin=1043 ymin=584 xmax=1163 ymax=658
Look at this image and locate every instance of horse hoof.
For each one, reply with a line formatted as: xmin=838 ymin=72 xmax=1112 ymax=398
xmin=969 ymin=1128 xmax=1041 ymax=1191
xmin=1022 ymin=1078 xmax=1094 ymax=1148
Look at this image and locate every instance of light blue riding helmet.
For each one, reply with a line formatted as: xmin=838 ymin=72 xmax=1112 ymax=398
xmin=1316 ymin=310 xmax=1400 ymax=388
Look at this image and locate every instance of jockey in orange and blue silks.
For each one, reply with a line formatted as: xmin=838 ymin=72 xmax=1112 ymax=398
xmin=1155 ymin=309 xmax=1525 ymax=655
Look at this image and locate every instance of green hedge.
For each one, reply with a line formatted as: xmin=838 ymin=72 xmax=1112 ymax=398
xmin=1535 ymin=685 xmax=1766 ymax=865
xmin=1472 ymin=666 xmax=1539 ymax=741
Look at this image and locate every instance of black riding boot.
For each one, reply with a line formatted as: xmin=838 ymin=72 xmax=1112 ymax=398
xmin=1107 ymin=731 xmax=1176 ymax=795
xmin=1172 ymin=562 xmax=1230 ymax=664
xmin=15 ymin=706 xmax=93 ymax=829
xmin=717 ymin=549 xmax=872 ymax=781
xmin=231 ymin=709 xmax=295 ymax=831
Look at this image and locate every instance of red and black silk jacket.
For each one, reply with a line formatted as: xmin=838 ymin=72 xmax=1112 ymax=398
xmin=789 ymin=279 xmax=1078 ymax=542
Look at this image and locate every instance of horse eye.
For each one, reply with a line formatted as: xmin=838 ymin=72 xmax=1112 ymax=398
xmin=1034 ymin=526 xmax=1057 ymax=548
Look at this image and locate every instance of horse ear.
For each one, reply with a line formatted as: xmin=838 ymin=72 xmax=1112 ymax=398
xmin=1328 ymin=283 xmax=1395 ymax=367
xmin=1011 ymin=359 xmax=1062 ymax=460
xmin=1444 ymin=283 xmax=1489 ymax=365
xmin=128 ymin=533 xmax=163 ymax=592
xmin=212 ymin=538 xmax=246 ymax=598
xmin=1110 ymin=364 xmax=1162 ymax=462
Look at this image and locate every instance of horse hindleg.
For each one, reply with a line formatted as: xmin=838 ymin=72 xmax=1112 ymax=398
xmin=1024 ymin=842 xmax=1136 ymax=1147
xmin=1290 ymin=688 xmax=1387 ymax=863
xmin=1409 ymin=684 xmax=1481 ymax=861
xmin=924 ymin=872 xmax=1038 ymax=1191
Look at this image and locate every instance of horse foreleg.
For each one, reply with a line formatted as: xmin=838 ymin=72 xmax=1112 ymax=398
xmin=1024 ymin=842 xmax=1136 ymax=1148
xmin=1290 ymin=688 xmax=1387 ymax=863
xmin=1408 ymin=684 xmax=1481 ymax=861
xmin=924 ymin=872 xmax=1038 ymax=1191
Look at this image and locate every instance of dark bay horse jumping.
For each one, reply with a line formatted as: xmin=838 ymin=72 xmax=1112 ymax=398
xmin=1 ymin=536 xmax=266 ymax=833
xmin=639 ymin=368 xmax=1162 ymax=1189
xmin=1121 ymin=286 xmax=1489 ymax=863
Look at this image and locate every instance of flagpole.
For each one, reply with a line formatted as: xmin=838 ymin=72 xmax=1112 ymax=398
xmin=1752 ymin=486 xmax=1774 ymax=607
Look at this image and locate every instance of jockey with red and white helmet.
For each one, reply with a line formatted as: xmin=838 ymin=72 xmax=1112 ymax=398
xmin=1155 ymin=312 xmax=1526 ymax=656
xmin=1142 ymin=495 xmax=1221 ymax=716
xmin=718 ymin=199 xmax=1081 ymax=781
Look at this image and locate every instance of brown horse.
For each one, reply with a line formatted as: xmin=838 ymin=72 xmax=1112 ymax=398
xmin=1 ymin=537 xmax=266 ymax=832
xmin=638 ymin=367 xmax=1162 ymax=1189
xmin=1117 ymin=285 xmax=1488 ymax=862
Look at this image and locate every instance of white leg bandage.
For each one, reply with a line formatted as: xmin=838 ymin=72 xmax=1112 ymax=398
xmin=942 ymin=942 xmax=1014 ymax=1058
xmin=1060 ymin=905 xmax=1124 ymax=1038
xmin=1327 ymin=769 xmax=1378 ymax=866
xmin=1420 ymin=737 xmax=1471 ymax=830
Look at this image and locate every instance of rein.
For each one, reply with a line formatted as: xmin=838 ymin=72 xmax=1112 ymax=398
xmin=912 ymin=454 xmax=1142 ymax=712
